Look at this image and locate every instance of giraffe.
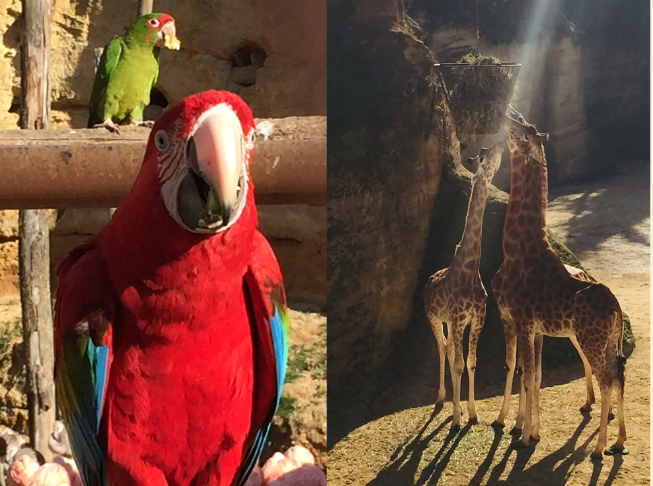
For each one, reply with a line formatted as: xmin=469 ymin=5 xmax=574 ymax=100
xmin=491 ymin=107 xmax=627 ymax=458
xmin=423 ymin=142 xmax=504 ymax=431
xmin=495 ymin=111 xmax=604 ymax=430
xmin=491 ymin=108 xmax=599 ymax=434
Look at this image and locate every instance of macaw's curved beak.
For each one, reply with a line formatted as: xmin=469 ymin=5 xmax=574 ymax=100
xmin=179 ymin=105 xmax=245 ymax=233
xmin=159 ymin=22 xmax=181 ymax=50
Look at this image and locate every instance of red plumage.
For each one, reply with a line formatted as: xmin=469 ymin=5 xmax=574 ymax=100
xmin=55 ymin=91 xmax=284 ymax=486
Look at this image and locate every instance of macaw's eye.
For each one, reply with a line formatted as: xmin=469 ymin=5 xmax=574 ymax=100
xmin=149 ymin=18 xmax=160 ymax=28
xmin=155 ymin=130 xmax=169 ymax=151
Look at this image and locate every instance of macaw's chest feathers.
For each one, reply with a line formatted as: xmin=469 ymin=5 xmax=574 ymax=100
xmin=107 ymin=302 xmax=255 ymax=486
xmin=118 ymin=263 xmax=247 ymax=340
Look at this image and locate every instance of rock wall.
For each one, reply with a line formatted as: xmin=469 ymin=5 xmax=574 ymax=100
xmin=0 ymin=0 xmax=326 ymax=129
xmin=581 ymin=39 xmax=650 ymax=167
xmin=426 ymin=27 xmax=590 ymax=186
xmin=327 ymin=0 xmax=459 ymax=389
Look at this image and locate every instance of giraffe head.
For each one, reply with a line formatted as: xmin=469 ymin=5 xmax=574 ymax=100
xmin=463 ymin=141 xmax=504 ymax=185
xmin=503 ymin=106 xmax=548 ymax=165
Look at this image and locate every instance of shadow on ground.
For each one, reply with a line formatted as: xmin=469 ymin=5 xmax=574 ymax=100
xmin=365 ymin=410 xmax=624 ymax=486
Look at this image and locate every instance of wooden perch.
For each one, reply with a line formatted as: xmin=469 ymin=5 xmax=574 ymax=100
xmin=0 ymin=116 xmax=326 ymax=209
xmin=20 ymin=0 xmax=55 ymax=461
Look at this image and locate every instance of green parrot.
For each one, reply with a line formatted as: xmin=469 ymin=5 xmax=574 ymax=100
xmin=87 ymin=13 xmax=181 ymax=133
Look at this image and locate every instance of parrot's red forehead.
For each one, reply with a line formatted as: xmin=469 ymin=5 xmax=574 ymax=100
xmin=154 ymin=90 xmax=256 ymax=139
xmin=156 ymin=13 xmax=175 ymax=26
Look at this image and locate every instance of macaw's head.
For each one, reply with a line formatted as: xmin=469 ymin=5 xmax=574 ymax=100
xmin=145 ymin=90 xmax=257 ymax=235
xmin=128 ymin=13 xmax=181 ymax=51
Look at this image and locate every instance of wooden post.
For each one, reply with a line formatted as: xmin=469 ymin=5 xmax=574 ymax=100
xmin=20 ymin=0 xmax=55 ymax=460
xmin=138 ymin=0 xmax=153 ymax=17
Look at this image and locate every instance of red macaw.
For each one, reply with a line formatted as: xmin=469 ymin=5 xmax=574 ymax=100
xmin=54 ymin=90 xmax=289 ymax=486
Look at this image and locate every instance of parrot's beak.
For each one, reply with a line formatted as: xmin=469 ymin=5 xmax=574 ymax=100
xmin=158 ymin=22 xmax=181 ymax=50
xmin=178 ymin=104 xmax=245 ymax=233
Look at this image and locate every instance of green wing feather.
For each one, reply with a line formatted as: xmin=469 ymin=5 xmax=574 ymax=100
xmin=87 ymin=37 xmax=125 ymax=127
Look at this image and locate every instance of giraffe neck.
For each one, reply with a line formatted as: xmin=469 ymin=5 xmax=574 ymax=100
xmin=519 ymin=145 xmax=549 ymax=242
xmin=453 ymin=171 xmax=492 ymax=272
xmin=502 ymin=144 xmax=527 ymax=255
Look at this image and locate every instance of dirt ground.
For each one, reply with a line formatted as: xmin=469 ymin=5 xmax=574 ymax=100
xmin=328 ymin=160 xmax=650 ymax=485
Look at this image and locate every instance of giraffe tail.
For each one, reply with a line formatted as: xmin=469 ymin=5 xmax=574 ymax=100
xmin=615 ymin=310 xmax=626 ymax=397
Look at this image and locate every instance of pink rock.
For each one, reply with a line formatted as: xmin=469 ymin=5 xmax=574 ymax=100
xmin=283 ymin=445 xmax=315 ymax=466
xmin=6 ymin=453 xmax=40 ymax=486
xmin=52 ymin=457 xmax=82 ymax=486
xmin=243 ymin=464 xmax=264 ymax=486
xmin=27 ymin=463 xmax=71 ymax=486
xmin=267 ymin=464 xmax=327 ymax=486
xmin=262 ymin=453 xmax=300 ymax=483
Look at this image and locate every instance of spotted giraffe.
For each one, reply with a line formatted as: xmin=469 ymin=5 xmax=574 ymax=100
xmin=423 ymin=142 xmax=504 ymax=431
xmin=491 ymin=107 xmax=627 ymax=458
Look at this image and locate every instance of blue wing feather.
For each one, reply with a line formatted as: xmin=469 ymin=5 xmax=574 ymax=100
xmin=59 ymin=336 xmax=109 ymax=486
xmin=236 ymin=306 xmax=288 ymax=486
xmin=270 ymin=307 xmax=288 ymax=407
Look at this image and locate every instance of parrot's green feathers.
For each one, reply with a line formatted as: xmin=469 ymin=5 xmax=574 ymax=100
xmin=87 ymin=13 xmax=179 ymax=128
xmin=88 ymin=37 xmax=125 ymax=127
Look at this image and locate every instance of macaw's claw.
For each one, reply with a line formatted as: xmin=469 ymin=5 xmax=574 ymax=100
xmin=93 ymin=120 xmax=121 ymax=134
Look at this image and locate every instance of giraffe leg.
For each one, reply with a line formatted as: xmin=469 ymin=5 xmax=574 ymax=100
xmin=530 ymin=334 xmax=543 ymax=442
xmin=428 ymin=315 xmax=448 ymax=405
xmin=493 ymin=325 xmax=516 ymax=429
xmin=450 ymin=321 xmax=465 ymax=431
xmin=569 ymin=335 xmax=595 ymax=413
xmin=591 ymin=383 xmax=612 ymax=459
xmin=515 ymin=332 xmax=535 ymax=449
xmin=607 ymin=389 xmax=614 ymax=421
xmin=512 ymin=352 xmax=526 ymax=435
xmin=605 ymin=382 xmax=628 ymax=455
xmin=466 ymin=310 xmax=485 ymax=424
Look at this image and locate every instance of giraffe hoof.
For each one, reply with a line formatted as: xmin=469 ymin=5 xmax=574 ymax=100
xmin=509 ymin=427 xmax=522 ymax=437
xmin=530 ymin=435 xmax=540 ymax=443
xmin=580 ymin=405 xmax=592 ymax=414
xmin=468 ymin=416 xmax=478 ymax=425
xmin=590 ymin=451 xmax=603 ymax=461
xmin=450 ymin=424 xmax=461 ymax=434
xmin=512 ymin=440 xmax=529 ymax=450
xmin=491 ymin=421 xmax=505 ymax=431
xmin=604 ymin=446 xmax=629 ymax=456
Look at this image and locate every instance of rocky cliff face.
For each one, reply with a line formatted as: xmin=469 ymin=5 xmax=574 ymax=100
xmin=327 ymin=0 xmax=460 ymax=390
xmin=0 ymin=0 xmax=326 ymax=128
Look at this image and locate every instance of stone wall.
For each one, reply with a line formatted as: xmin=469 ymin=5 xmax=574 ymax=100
xmin=327 ymin=0 xmax=460 ymax=389
xmin=0 ymin=0 xmax=326 ymax=128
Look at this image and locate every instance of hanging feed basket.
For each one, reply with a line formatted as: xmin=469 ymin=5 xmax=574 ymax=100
xmin=435 ymin=56 xmax=521 ymax=140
